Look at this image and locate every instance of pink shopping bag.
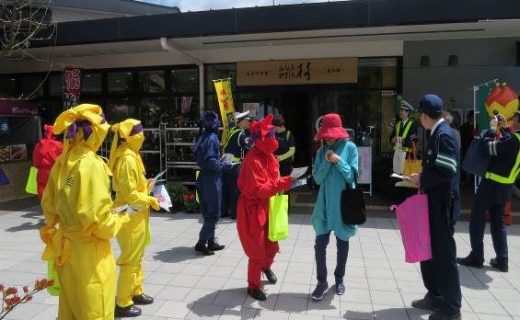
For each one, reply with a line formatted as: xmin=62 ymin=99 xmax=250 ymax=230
xmin=391 ymin=193 xmax=432 ymax=263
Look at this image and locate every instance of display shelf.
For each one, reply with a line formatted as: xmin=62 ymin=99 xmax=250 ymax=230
xmin=141 ymin=127 xmax=162 ymax=176
xmin=165 ymin=142 xmax=193 ymax=146
xmin=163 ymin=126 xmax=199 ymax=184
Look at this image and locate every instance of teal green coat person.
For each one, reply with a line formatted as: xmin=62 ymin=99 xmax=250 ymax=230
xmin=311 ymin=139 xmax=359 ymax=241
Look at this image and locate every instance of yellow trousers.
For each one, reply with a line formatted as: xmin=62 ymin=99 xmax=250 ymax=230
xmin=57 ymin=239 xmax=116 ymax=320
xmin=116 ymin=210 xmax=148 ymax=307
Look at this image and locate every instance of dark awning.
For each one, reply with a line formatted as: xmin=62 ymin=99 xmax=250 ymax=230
xmin=38 ymin=0 xmax=520 ymax=47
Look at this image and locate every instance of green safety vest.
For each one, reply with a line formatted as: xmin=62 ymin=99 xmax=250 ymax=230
xmin=485 ymin=132 xmax=520 ymax=184
xmin=396 ymin=120 xmax=414 ymax=152
xmin=223 ymin=126 xmax=243 ymax=163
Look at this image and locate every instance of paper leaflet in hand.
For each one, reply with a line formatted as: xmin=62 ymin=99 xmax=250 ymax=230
xmin=112 ymin=204 xmax=141 ymax=214
xmin=390 ymin=173 xmax=411 ymax=181
xmin=148 ymin=169 xmax=168 ymax=191
xmin=290 ymin=166 xmax=308 ymax=179
xmin=152 ymin=169 xmax=168 ymax=181
xmin=221 ymin=153 xmax=234 ymax=162
xmin=152 ymin=184 xmax=172 ymax=212
xmin=291 ymin=178 xmax=308 ymax=190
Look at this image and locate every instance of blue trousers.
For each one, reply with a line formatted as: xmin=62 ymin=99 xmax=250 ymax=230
xmin=314 ymin=233 xmax=349 ymax=284
xmin=197 ymin=173 xmax=222 ymax=243
xmin=420 ymin=187 xmax=461 ymax=317
xmin=468 ymin=179 xmax=510 ymax=265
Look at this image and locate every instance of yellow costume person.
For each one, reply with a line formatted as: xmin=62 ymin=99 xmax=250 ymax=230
xmin=109 ymin=119 xmax=160 ymax=318
xmin=40 ymin=104 xmax=130 ymax=320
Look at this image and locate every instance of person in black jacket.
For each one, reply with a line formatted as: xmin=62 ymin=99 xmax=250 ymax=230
xmin=457 ymin=111 xmax=520 ymax=273
xmin=409 ymin=94 xmax=462 ymax=320
xmin=273 ymin=114 xmax=296 ymax=177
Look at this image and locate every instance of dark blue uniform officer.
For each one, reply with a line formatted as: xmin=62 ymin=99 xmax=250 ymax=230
xmin=221 ymin=111 xmax=251 ymax=219
xmin=192 ymin=111 xmax=232 ymax=255
xmin=410 ymin=94 xmax=462 ymax=320
xmin=457 ymin=112 xmax=520 ymax=272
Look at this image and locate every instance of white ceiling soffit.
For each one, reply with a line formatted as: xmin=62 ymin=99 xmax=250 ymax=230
xmin=21 ymin=19 xmax=520 ymax=59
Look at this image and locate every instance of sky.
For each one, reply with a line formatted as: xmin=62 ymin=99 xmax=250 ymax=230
xmin=138 ymin=0 xmax=346 ymax=12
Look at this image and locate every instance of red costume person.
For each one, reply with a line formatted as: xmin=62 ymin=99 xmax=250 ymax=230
xmin=236 ymin=114 xmax=292 ymax=301
xmin=32 ymin=125 xmax=63 ymax=199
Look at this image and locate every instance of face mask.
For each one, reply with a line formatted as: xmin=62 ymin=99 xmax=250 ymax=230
xmin=127 ymin=132 xmax=145 ymax=151
xmin=85 ymin=122 xmax=109 ymax=152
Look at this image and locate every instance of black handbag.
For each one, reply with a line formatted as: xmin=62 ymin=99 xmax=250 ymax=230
xmin=341 ymin=176 xmax=366 ymax=225
xmin=462 ymin=138 xmax=490 ymax=177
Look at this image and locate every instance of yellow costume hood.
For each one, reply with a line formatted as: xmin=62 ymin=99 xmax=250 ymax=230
xmin=52 ymin=104 xmax=110 ymax=192
xmin=108 ymin=118 xmax=145 ymax=174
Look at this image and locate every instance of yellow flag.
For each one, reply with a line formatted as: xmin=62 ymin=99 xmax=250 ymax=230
xmin=213 ymin=79 xmax=236 ymax=145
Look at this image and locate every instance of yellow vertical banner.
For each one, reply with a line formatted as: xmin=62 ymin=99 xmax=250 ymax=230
xmin=213 ymin=79 xmax=236 ymax=145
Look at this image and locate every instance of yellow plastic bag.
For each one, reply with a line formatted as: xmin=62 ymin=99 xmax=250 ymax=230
xmin=268 ymin=194 xmax=289 ymax=241
xmin=145 ymin=220 xmax=152 ymax=246
xmin=25 ymin=166 xmax=38 ymax=195
xmin=403 ymin=143 xmax=422 ymax=177
xmin=47 ymin=261 xmax=60 ymax=296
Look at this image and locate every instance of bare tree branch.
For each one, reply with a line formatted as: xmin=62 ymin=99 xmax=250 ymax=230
xmin=1 ymin=0 xmax=57 ymax=100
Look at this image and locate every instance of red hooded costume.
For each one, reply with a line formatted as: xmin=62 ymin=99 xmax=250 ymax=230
xmin=32 ymin=125 xmax=63 ymax=198
xmin=236 ymin=114 xmax=292 ymax=291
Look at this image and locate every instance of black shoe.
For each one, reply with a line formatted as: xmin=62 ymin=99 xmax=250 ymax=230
xmin=208 ymin=240 xmax=225 ymax=251
xmin=263 ymin=269 xmax=277 ymax=284
xmin=411 ymin=296 xmax=440 ymax=311
xmin=489 ymin=258 xmax=508 ymax=272
xmin=456 ymin=255 xmax=483 ymax=268
xmin=428 ymin=311 xmax=461 ymax=320
xmin=132 ymin=294 xmax=154 ymax=305
xmin=195 ymin=242 xmax=215 ymax=256
xmin=115 ymin=304 xmax=142 ymax=318
xmin=247 ymin=288 xmax=267 ymax=301
xmin=230 ymin=216 xmax=237 ymax=220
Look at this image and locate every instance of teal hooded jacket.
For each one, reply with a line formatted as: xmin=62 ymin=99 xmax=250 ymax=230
xmin=311 ymin=139 xmax=359 ymax=241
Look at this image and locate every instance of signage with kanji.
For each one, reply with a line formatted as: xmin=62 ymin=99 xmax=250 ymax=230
xmin=237 ymin=58 xmax=357 ymax=86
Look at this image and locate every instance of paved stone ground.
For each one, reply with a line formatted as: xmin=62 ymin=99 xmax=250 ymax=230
xmin=0 ymin=207 xmax=519 ymax=320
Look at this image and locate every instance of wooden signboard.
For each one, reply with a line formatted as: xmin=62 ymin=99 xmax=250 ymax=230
xmin=237 ymin=58 xmax=358 ymax=86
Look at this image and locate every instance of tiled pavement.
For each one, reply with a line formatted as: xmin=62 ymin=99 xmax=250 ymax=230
xmin=0 ymin=207 xmax=519 ymax=320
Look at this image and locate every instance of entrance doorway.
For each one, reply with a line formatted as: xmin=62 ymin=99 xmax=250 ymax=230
xmin=279 ymin=92 xmax=313 ymax=168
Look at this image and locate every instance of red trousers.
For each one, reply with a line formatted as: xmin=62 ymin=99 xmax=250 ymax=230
xmin=238 ymin=219 xmax=279 ymax=289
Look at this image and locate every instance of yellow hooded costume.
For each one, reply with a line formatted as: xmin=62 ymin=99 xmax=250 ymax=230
xmin=40 ymin=104 xmax=130 ymax=320
xmin=108 ymin=119 xmax=159 ymax=309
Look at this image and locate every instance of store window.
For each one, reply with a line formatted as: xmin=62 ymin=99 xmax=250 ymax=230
xmin=48 ymin=74 xmax=62 ymax=96
xmin=358 ymin=58 xmax=398 ymax=89
xmin=205 ymin=64 xmax=238 ymax=111
xmin=106 ymin=99 xmax=137 ymax=123
xmin=171 ymin=95 xmax=199 ymax=123
xmin=205 ymin=64 xmax=236 ymax=92
xmin=82 ymin=73 xmax=102 ymax=94
xmin=108 ymin=71 xmax=133 ymax=94
xmin=139 ymin=97 xmax=169 ymax=127
xmin=20 ymin=76 xmax=45 ymax=98
xmin=0 ymin=78 xmax=17 ymax=98
xmin=172 ymin=68 xmax=198 ymax=93
xmin=40 ymin=100 xmax=63 ymax=125
xmin=139 ymin=70 xmax=165 ymax=94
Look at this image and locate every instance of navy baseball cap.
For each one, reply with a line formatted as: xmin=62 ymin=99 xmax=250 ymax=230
xmin=418 ymin=94 xmax=443 ymax=118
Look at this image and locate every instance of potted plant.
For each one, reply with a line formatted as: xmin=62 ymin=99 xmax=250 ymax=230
xmin=166 ymin=181 xmax=188 ymax=212
xmin=183 ymin=192 xmax=199 ymax=213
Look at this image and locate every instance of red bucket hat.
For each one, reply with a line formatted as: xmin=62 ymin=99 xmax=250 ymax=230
xmin=314 ymin=113 xmax=349 ymax=140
